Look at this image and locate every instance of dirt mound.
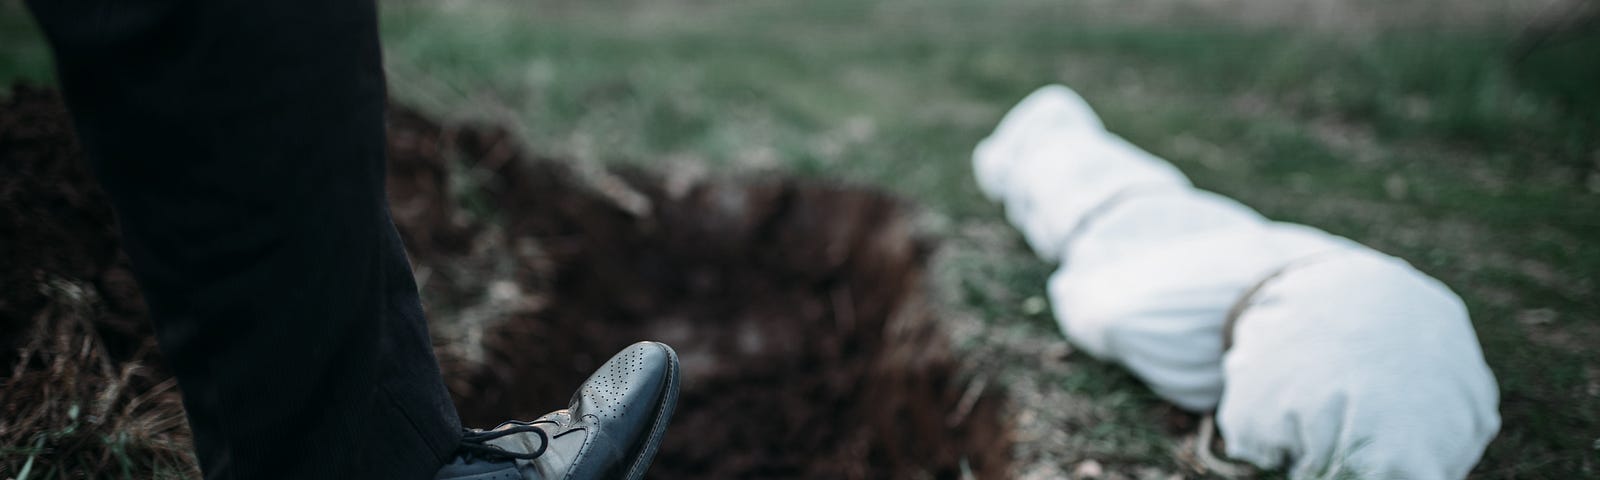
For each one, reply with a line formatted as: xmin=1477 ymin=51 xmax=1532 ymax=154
xmin=0 ymin=86 xmax=196 ymax=478
xmin=1 ymin=86 xmax=1012 ymax=478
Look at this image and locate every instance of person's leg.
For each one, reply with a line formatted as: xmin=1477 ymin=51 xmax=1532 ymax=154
xmin=23 ymin=0 xmax=461 ymax=477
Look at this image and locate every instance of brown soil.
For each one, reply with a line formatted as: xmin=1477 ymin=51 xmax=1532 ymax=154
xmin=0 ymin=86 xmax=196 ymax=478
xmin=1 ymin=85 xmax=1012 ymax=479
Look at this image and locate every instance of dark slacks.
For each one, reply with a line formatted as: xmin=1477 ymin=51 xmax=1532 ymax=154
xmin=24 ymin=0 xmax=462 ymax=478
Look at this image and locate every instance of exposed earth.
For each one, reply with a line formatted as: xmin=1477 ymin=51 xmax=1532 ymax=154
xmin=0 ymin=85 xmax=1011 ymax=479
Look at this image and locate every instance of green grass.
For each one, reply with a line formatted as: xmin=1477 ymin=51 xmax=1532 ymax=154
xmin=4 ymin=0 xmax=1597 ymax=477
xmin=0 ymin=3 xmax=54 ymax=92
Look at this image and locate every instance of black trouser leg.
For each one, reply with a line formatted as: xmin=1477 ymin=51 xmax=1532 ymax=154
xmin=23 ymin=0 xmax=462 ymax=478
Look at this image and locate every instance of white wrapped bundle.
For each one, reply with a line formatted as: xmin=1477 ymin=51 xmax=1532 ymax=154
xmin=1220 ymin=250 xmax=1500 ymax=479
xmin=975 ymin=84 xmax=1501 ymax=479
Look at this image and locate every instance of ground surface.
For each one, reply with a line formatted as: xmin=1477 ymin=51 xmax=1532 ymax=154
xmin=3 ymin=0 xmax=1598 ymax=478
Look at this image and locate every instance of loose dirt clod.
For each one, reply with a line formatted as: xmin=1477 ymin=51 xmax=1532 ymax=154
xmin=1 ymin=87 xmax=1012 ymax=479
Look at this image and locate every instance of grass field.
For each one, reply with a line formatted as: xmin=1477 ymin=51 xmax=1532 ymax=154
xmin=3 ymin=0 xmax=1597 ymax=477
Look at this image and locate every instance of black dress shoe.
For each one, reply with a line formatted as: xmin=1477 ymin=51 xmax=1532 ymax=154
xmin=435 ymin=341 xmax=680 ymax=480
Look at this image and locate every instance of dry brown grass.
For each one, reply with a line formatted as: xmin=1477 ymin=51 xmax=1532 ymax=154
xmin=0 ymin=279 xmax=197 ymax=479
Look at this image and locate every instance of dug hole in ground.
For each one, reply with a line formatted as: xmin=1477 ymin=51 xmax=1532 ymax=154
xmin=0 ymin=85 xmax=1011 ymax=479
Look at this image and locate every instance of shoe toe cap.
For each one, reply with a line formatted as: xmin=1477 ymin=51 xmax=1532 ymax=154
xmin=573 ymin=341 xmax=676 ymax=423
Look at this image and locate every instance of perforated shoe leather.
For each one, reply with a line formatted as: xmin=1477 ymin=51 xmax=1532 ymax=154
xmin=434 ymin=341 xmax=680 ymax=480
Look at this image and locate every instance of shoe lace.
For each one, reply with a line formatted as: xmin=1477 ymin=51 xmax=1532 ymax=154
xmin=457 ymin=423 xmax=548 ymax=462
